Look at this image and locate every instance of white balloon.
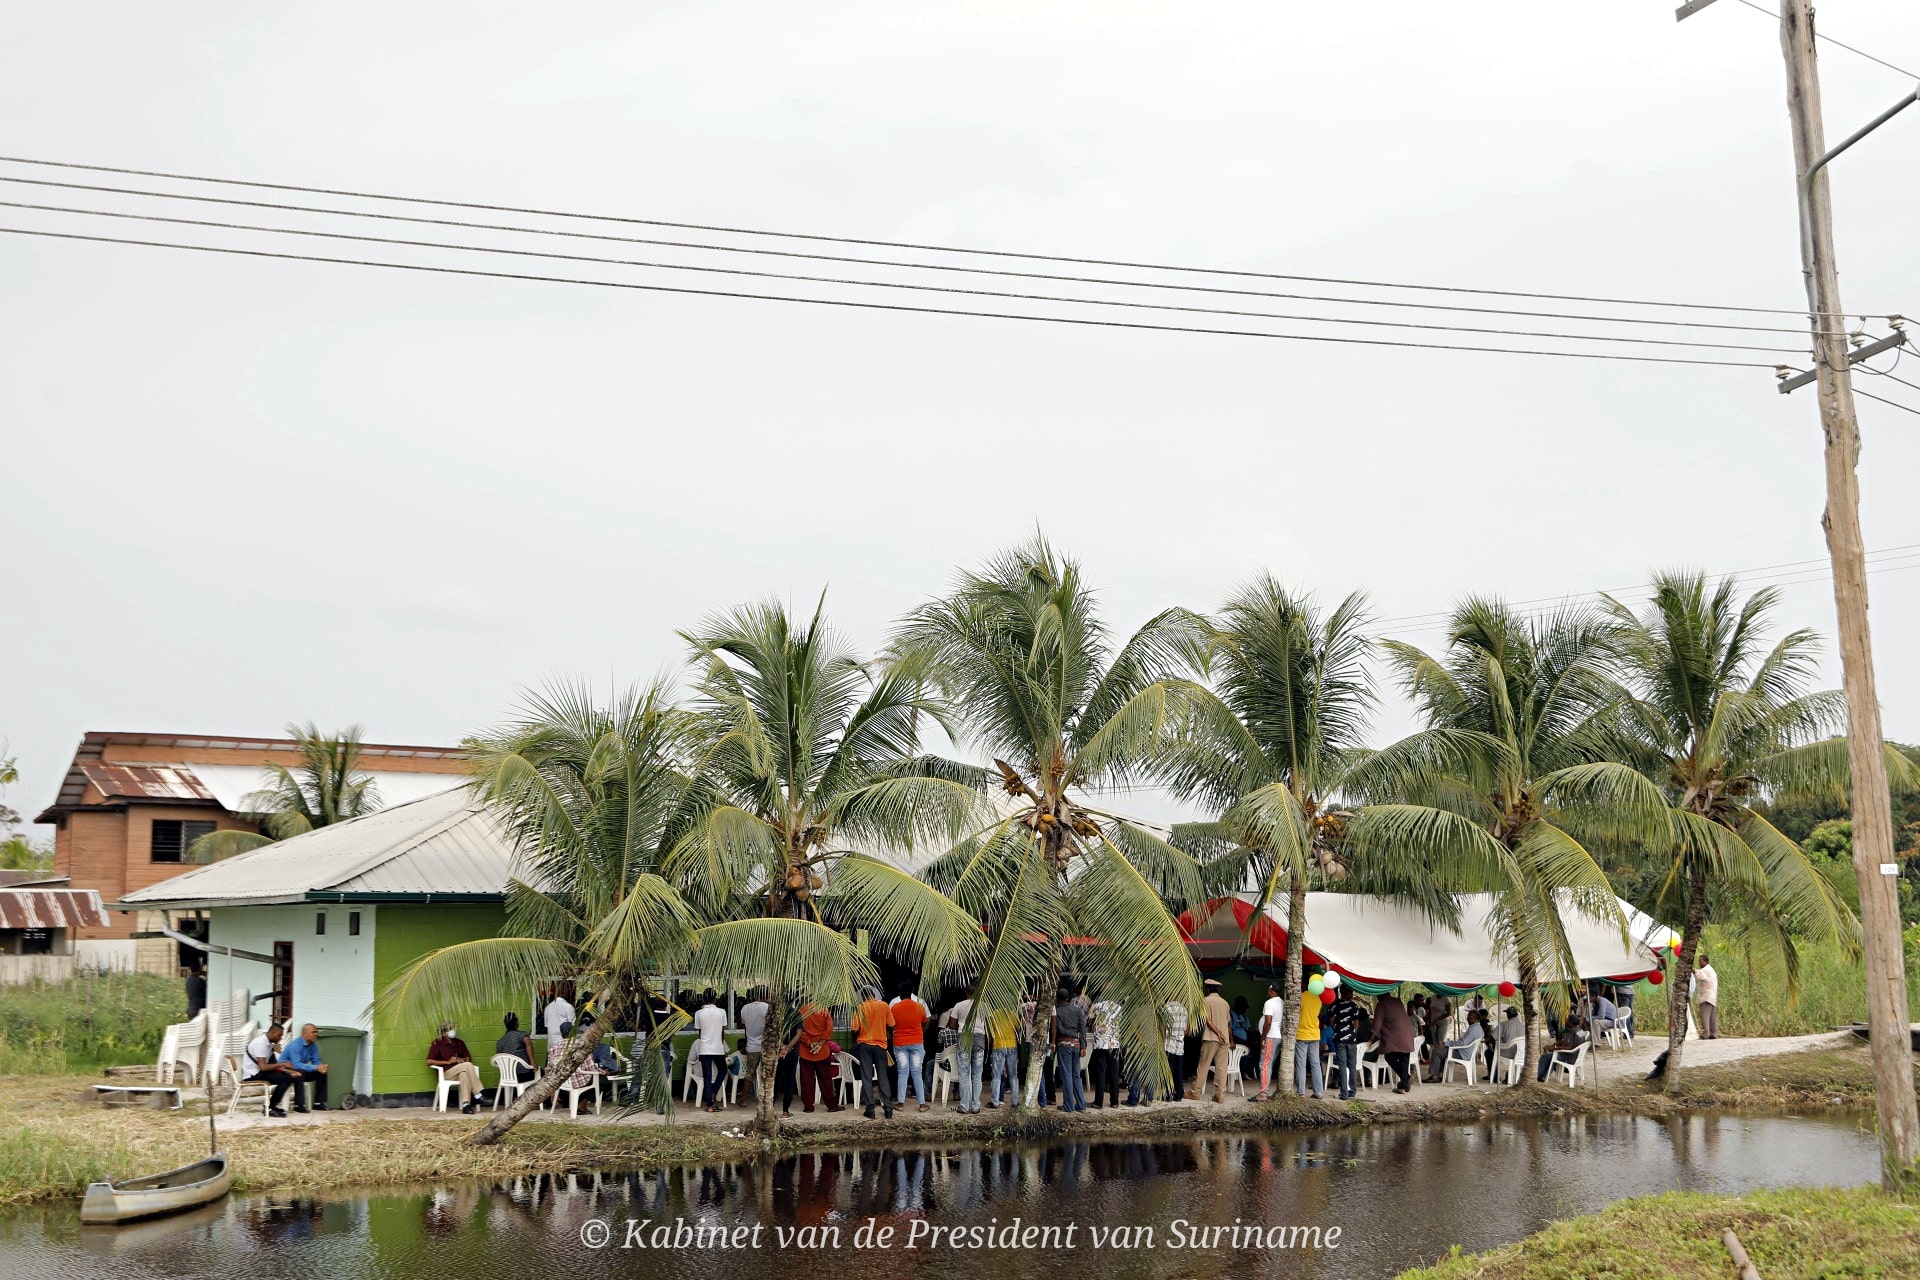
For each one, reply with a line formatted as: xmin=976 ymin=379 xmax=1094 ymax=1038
xmin=1325 ymin=971 xmax=1342 ymax=988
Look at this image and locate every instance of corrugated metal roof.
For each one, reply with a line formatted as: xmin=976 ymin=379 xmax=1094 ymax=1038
xmin=0 ymin=888 xmax=109 ymax=929
xmin=77 ymin=761 xmax=218 ymax=803
xmin=118 ymin=788 xmax=521 ymax=907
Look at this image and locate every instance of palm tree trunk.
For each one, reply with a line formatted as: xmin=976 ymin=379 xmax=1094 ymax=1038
xmin=1277 ymin=876 xmax=1306 ymax=1096
xmin=753 ymin=983 xmax=787 ymax=1135
xmin=1517 ymin=962 xmax=1539 ymax=1090
xmin=1021 ymin=957 xmax=1064 ymax=1110
xmin=471 ymin=987 xmax=612 ymax=1146
xmin=1663 ymin=862 xmax=1709 ymax=1096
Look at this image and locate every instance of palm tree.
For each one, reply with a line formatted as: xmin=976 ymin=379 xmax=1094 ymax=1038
xmin=893 ymin=537 xmax=1209 ymax=1107
xmin=1158 ymin=578 xmax=1378 ymax=1094
xmin=1604 ymin=573 xmax=1898 ymax=1091
xmin=1360 ymin=599 xmax=1673 ymax=1082
xmin=188 ymin=723 xmax=380 ymax=861
xmin=668 ymin=597 xmax=989 ymax=1132
xmin=373 ymin=684 xmax=709 ymax=1143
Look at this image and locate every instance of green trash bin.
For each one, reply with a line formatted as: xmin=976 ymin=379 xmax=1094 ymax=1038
xmin=312 ymin=1026 xmax=369 ymax=1109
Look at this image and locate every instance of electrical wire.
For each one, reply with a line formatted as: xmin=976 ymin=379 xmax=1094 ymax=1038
xmin=1732 ymin=0 xmax=1920 ymax=81
xmin=0 ymin=152 xmax=1876 ymax=320
xmin=0 ymin=224 xmax=1794 ymax=368
xmin=0 ymin=172 xmax=1849 ymax=338
xmin=0 ymin=198 xmax=1815 ymax=357
xmin=1853 ymin=385 xmax=1920 ymax=417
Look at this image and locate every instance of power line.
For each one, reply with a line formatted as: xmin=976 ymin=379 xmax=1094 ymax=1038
xmin=1731 ymin=0 xmax=1920 ymax=81
xmin=0 ymin=172 xmax=1849 ymax=338
xmin=0 ymin=198 xmax=1814 ymax=357
xmin=1376 ymin=542 xmax=1920 ymax=629
xmin=1854 ymin=385 xmax=1920 ymax=417
xmin=0 ymin=152 xmax=1875 ymax=320
xmin=0 ymin=224 xmax=1789 ymax=369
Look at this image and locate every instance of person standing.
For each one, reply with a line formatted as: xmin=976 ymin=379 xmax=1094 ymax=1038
xmin=1088 ymin=995 xmax=1122 ymax=1108
xmin=738 ymin=988 xmax=770 ymax=1103
xmin=1374 ymin=992 xmax=1414 ymax=1094
xmin=542 ymin=987 xmax=576 ymax=1060
xmin=184 ymin=960 xmax=208 ymax=1020
xmin=693 ymin=993 xmax=730 ymax=1112
xmin=1693 ymin=955 xmax=1720 ymax=1040
xmin=1326 ymin=989 xmax=1360 ymax=1100
xmin=1161 ymin=998 xmax=1188 ymax=1103
xmin=1255 ymin=982 xmax=1284 ymax=1101
xmin=795 ymin=1002 xmax=841 ymax=1113
xmin=890 ymin=990 xmax=930 ymax=1112
xmin=1052 ymin=988 xmax=1089 ymax=1112
xmin=1294 ymin=982 xmax=1325 ymax=1099
xmin=944 ymin=996 xmax=987 ymax=1114
xmin=853 ymin=986 xmax=895 ymax=1119
xmin=1187 ymin=978 xmax=1232 ymax=1103
xmin=987 ymin=1006 xmax=1020 ymax=1107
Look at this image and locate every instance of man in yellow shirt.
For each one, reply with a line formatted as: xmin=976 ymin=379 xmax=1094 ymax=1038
xmin=1295 ymin=982 xmax=1325 ymax=1098
xmin=1186 ymin=978 xmax=1233 ymax=1103
xmin=986 ymin=1008 xmax=1020 ymax=1107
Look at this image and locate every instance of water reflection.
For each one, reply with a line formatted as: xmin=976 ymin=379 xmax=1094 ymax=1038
xmin=11 ymin=1113 xmax=1876 ymax=1280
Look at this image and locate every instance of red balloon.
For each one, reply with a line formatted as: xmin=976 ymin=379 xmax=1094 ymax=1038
xmin=1497 ymin=981 xmax=1517 ymax=998
xmin=1319 ymin=989 xmax=1335 ymax=1004
xmin=1648 ymin=971 xmax=1665 ymax=985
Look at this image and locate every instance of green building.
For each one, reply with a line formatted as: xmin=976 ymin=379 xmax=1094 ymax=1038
xmin=117 ymin=789 xmax=521 ymax=1102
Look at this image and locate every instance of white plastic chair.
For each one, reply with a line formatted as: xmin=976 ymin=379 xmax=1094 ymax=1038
xmin=835 ymin=1051 xmax=862 ymax=1108
xmin=1546 ymin=1041 xmax=1591 ymax=1088
xmin=1409 ymin=1035 xmax=1425 ymax=1087
xmin=1439 ymin=1041 xmax=1480 ymax=1085
xmin=1225 ymin=1045 xmax=1247 ymax=1096
xmin=492 ymin=1053 xmax=535 ymax=1110
xmin=682 ymin=1048 xmax=739 ymax=1107
xmin=552 ymin=1072 xmax=600 ymax=1118
xmin=1604 ymin=1007 xmax=1634 ymax=1050
xmin=1356 ymin=1045 xmax=1391 ymax=1089
xmin=431 ymin=1065 xmax=463 ymax=1112
xmin=929 ymin=1049 xmax=957 ymax=1105
xmin=1494 ymin=1037 xmax=1525 ymax=1085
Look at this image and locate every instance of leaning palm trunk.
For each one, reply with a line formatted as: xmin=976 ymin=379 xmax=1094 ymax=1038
xmin=753 ymin=983 xmax=787 ymax=1135
xmin=1663 ymin=862 xmax=1709 ymax=1095
xmin=1021 ymin=956 xmax=1065 ymax=1110
xmin=1277 ymin=876 xmax=1306 ymax=1096
xmin=471 ymin=990 xmax=611 ymax=1146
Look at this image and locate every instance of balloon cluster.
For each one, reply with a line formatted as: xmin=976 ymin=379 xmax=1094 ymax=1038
xmin=1307 ymin=972 xmax=1342 ymax=1004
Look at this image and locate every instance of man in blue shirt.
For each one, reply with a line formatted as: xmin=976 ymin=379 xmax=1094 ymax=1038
xmin=275 ymin=1022 xmax=330 ymax=1113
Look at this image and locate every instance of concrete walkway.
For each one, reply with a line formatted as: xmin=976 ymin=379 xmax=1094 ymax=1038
xmin=205 ymin=1030 xmax=1858 ymax=1134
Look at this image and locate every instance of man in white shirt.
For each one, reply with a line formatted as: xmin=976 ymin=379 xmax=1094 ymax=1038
xmin=738 ymin=989 xmax=770 ymax=1102
xmin=692 ymin=993 xmax=730 ymax=1111
xmin=543 ymin=989 xmax=576 ymax=1057
xmin=244 ymin=1023 xmax=303 ymax=1117
xmin=1693 ymin=955 xmax=1720 ymax=1039
xmin=1255 ymin=982 xmax=1285 ymax=1101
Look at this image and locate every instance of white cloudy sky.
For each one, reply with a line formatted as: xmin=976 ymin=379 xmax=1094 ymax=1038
xmin=4 ymin=2 xmax=1918 ymax=831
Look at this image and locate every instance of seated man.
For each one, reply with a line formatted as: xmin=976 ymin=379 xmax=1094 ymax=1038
xmin=1536 ymin=1015 xmax=1590 ymax=1083
xmin=1493 ymin=1006 xmax=1525 ymax=1078
xmin=427 ymin=1021 xmax=486 ymax=1114
xmin=274 ymin=1022 xmax=330 ymax=1114
xmin=1587 ymin=985 xmax=1618 ymax=1032
xmin=1427 ymin=1008 xmax=1486 ymax=1082
xmin=244 ymin=1023 xmax=305 ymax=1118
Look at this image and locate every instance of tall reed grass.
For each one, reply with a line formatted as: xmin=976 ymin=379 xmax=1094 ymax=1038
xmin=0 ymin=971 xmax=184 ymax=1074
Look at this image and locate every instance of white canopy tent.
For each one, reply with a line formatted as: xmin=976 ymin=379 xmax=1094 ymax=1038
xmin=1179 ymin=892 xmax=1673 ymax=988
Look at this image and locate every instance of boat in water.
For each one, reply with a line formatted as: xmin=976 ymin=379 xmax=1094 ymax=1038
xmin=79 ymin=1153 xmax=232 ymax=1225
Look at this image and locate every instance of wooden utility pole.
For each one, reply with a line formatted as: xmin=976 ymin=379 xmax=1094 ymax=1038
xmin=1777 ymin=0 xmax=1920 ymax=1191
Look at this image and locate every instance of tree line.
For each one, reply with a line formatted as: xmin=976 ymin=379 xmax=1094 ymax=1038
xmin=371 ymin=536 xmax=1914 ymax=1140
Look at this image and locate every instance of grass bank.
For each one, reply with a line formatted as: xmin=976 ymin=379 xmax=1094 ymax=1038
xmin=1 ymin=1041 xmax=1897 ymax=1207
xmin=1397 ymin=1186 xmax=1920 ymax=1279
xmin=0 ymin=973 xmax=183 ymax=1075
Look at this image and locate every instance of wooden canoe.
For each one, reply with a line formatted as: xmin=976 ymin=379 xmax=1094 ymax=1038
xmin=79 ymin=1153 xmax=232 ymax=1225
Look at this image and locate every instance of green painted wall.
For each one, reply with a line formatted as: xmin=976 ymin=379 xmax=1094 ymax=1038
xmin=371 ymin=903 xmax=508 ymax=1095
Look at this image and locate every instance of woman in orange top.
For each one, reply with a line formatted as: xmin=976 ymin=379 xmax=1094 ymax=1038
xmin=890 ymin=993 xmax=930 ymax=1111
xmin=795 ymin=1004 xmax=841 ymax=1113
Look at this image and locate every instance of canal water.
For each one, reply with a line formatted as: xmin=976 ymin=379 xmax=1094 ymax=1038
xmin=4 ymin=1112 xmax=1878 ymax=1280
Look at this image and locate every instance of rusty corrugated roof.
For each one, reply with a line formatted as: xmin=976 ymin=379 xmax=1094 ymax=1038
xmin=76 ymin=761 xmax=217 ymax=803
xmin=0 ymin=888 xmax=109 ymax=930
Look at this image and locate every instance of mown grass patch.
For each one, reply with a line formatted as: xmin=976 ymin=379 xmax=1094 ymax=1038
xmin=1398 ymin=1186 xmax=1920 ymax=1279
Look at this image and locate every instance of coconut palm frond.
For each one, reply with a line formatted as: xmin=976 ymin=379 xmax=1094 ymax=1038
xmin=828 ymin=853 xmax=989 ymax=983
xmin=369 ymin=936 xmax=577 ymax=1028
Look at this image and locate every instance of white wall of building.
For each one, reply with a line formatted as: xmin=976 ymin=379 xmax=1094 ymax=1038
xmin=207 ymin=904 xmax=377 ymax=1095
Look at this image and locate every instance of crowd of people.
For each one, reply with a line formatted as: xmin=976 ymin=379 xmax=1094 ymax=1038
xmin=238 ymin=960 xmax=1694 ymax=1122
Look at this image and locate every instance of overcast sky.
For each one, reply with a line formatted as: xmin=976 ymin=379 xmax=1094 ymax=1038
xmin=5 ymin=2 xmax=1918 ymax=832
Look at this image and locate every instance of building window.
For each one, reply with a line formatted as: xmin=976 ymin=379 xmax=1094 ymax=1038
xmin=272 ymin=941 xmax=294 ymax=1025
xmin=151 ymin=819 xmax=217 ymax=863
xmin=315 ymin=912 xmax=327 ymax=936
xmin=348 ymin=912 xmax=361 ymax=936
